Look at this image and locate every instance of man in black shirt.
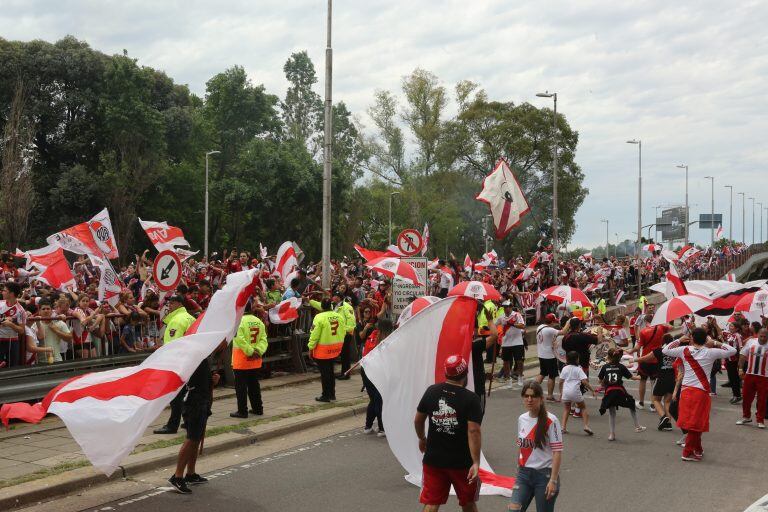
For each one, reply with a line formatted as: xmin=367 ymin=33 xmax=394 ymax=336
xmin=414 ymin=355 xmax=483 ymax=511
xmin=562 ymin=318 xmax=598 ymax=372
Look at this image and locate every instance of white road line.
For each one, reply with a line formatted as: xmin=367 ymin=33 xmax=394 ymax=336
xmin=745 ymin=493 xmax=768 ymax=512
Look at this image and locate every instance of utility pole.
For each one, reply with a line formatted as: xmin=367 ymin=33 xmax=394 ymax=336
xmin=738 ymin=192 xmax=745 ymax=244
xmin=677 ymin=165 xmax=689 ymax=246
xmin=725 ymin=185 xmax=733 ymax=240
xmin=321 ymin=0 xmax=333 ymax=289
xmin=601 ymin=219 xmax=609 ymax=258
xmin=628 ymin=140 xmax=641 ymax=296
xmin=704 ymin=176 xmax=714 ymax=246
xmin=204 ymin=150 xmax=220 ymax=260
xmin=536 ymin=92 xmax=558 ymax=268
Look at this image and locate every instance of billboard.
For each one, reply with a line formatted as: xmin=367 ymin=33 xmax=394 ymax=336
xmin=699 ymin=213 xmax=723 ymax=229
xmin=656 ymin=207 xmax=687 ymax=241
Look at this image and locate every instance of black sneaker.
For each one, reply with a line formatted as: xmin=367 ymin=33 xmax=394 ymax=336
xmin=661 ymin=417 xmax=673 ymax=431
xmin=657 ymin=416 xmax=667 ymax=431
xmin=249 ymin=408 xmax=264 ymax=416
xmin=730 ymin=396 xmax=742 ymax=404
xmin=185 ymin=473 xmax=208 ymax=485
xmin=168 ymin=475 xmax=192 ymax=494
xmin=315 ymin=396 xmax=331 ymax=403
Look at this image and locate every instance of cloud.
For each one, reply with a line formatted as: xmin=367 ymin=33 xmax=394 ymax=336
xmin=3 ymin=0 xmax=767 ymax=248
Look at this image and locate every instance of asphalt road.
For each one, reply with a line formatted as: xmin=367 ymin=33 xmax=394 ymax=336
xmin=63 ymin=374 xmax=768 ymax=512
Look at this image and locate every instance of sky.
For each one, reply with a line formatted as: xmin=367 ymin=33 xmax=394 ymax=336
xmin=3 ymin=0 xmax=768 ymax=250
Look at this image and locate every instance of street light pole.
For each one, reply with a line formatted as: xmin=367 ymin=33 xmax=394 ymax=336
xmin=725 ymin=185 xmax=733 ymax=241
xmin=388 ymin=191 xmax=400 ymax=246
xmin=204 ymin=150 xmax=220 ymax=261
xmin=677 ymin=164 xmax=689 ymax=246
xmin=704 ymin=176 xmax=714 ymax=246
xmin=601 ymin=219 xmax=609 ymax=258
xmin=758 ymin=202 xmax=764 ymax=244
xmin=536 ymin=91 xmax=558 ymax=268
xmin=738 ymin=192 xmax=746 ymax=243
xmin=749 ymin=197 xmax=756 ymax=245
xmin=628 ymin=140 xmax=641 ymax=293
xmin=615 ymin=233 xmax=619 ymax=258
xmin=320 ymin=0 xmax=333 ymax=289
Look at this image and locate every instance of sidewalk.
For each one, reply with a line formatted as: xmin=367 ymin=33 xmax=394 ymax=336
xmin=0 ymin=370 xmax=366 ymax=487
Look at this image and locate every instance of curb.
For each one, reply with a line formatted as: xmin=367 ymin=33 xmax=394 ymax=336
xmin=0 ymin=401 xmax=367 ymax=510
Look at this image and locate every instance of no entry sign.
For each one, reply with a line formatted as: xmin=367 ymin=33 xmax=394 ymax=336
xmin=153 ymin=250 xmax=182 ymax=292
xmin=396 ymin=229 xmax=423 ymax=256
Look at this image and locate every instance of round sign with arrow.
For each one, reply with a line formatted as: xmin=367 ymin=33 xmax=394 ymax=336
xmin=153 ymin=250 xmax=182 ymax=292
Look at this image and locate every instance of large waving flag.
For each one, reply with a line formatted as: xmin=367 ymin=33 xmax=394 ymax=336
xmin=19 ymin=245 xmax=77 ymax=291
xmin=476 ymin=159 xmax=530 ymax=239
xmin=361 ymin=296 xmax=514 ymax=496
xmin=677 ymin=244 xmax=702 ymax=264
xmin=0 ymin=270 xmax=257 ymax=476
xmin=275 ymin=242 xmax=300 ymax=283
xmin=89 ymin=254 xmax=123 ymax=307
xmin=268 ymin=297 xmax=302 ymax=324
xmin=138 ymin=218 xmax=191 ymax=253
xmin=514 ymin=254 xmax=539 ymax=284
xmin=716 ymin=225 xmax=724 ymax=239
xmin=665 ymin=262 xmax=688 ymax=298
xmin=47 ymin=208 xmax=119 ymax=260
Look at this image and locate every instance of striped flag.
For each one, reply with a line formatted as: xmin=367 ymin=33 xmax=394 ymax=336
xmin=716 ymin=225 xmax=724 ymax=239
xmin=476 ymin=159 xmax=531 ymax=239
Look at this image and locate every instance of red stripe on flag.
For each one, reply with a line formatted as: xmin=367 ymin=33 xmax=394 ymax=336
xmin=683 ymin=348 xmax=711 ymax=393
xmin=477 ymin=468 xmax=515 ymax=489
xmin=53 ymin=368 xmax=184 ymax=404
xmin=497 ymin=201 xmax=511 ymax=238
xmin=434 ymin=298 xmax=479 ymax=384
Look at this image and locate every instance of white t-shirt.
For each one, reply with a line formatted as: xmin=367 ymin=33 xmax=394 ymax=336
xmin=497 ymin=311 xmax=525 ymax=347
xmin=439 ymin=269 xmax=454 ymax=290
xmin=611 ymin=327 xmax=630 ymax=347
xmin=536 ymin=325 xmax=558 ymax=359
xmin=516 ymin=411 xmax=563 ymax=469
xmin=663 ymin=341 xmax=736 ymax=390
xmin=559 ymin=365 xmax=587 ymax=398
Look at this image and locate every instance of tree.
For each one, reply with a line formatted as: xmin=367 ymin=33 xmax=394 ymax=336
xmin=281 ymin=51 xmax=322 ymax=154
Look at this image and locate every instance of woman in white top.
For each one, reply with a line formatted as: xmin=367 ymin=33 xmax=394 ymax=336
xmin=510 ymin=381 xmax=563 ymax=512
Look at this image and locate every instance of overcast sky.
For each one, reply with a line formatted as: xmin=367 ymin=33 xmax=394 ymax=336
xmin=4 ymin=0 xmax=768 ymax=249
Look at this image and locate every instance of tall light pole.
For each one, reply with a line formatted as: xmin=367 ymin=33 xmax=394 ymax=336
xmin=677 ymin=164 xmax=689 ymax=246
xmin=725 ymin=185 xmax=733 ymax=241
xmin=388 ymin=191 xmax=401 ymax=246
xmin=738 ymin=192 xmax=746 ymax=243
xmin=321 ymin=0 xmax=333 ymax=288
xmin=627 ymin=140 xmax=641 ymax=293
xmin=758 ymin=202 xmax=764 ymax=244
xmin=764 ymin=207 xmax=768 ymax=244
xmin=204 ymin=150 xmax=220 ymax=260
xmin=615 ymin=233 xmax=619 ymax=258
xmin=749 ymin=197 xmax=756 ymax=245
xmin=601 ymin=219 xmax=609 ymax=258
xmin=704 ymin=176 xmax=714 ymax=247
xmin=536 ymin=91 xmax=558 ymax=268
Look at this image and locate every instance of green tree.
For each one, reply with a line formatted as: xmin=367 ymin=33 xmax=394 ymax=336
xmin=281 ymin=51 xmax=322 ymax=153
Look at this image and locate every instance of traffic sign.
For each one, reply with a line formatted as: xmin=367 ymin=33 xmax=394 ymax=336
xmin=392 ymin=257 xmax=428 ymax=316
xmin=396 ymin=229 xmax=423 ymax=256
xmin=153 ymin=250 xmax=182 ymax=292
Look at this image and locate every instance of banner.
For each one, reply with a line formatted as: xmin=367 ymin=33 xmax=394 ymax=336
xmin=47 ymin=208 xmax=119 ymax=260
xmin=138 ymin=218 xmax=191 ymax=253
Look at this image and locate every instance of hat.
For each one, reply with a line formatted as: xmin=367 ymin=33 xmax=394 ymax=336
xmin=444 ymin=355 xmax=468 ymax=378
xmin=544 ymin=313 xmax=557 ymax=323
xmin=501 ymin=300 xmax=512 ymax=306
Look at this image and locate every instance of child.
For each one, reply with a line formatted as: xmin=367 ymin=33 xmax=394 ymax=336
xmin=560 ymin=351 xmax=595 ymax=435
xmin=598 ymin=348 xmax=647 ymax=441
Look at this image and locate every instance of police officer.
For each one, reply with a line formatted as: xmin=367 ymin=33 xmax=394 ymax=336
xmin=154 ymin=295 xmax=196 ymax=434
xmin=229 ymin=301 xmax=268 ymax=418
xmin=309 ymin=298 xmax=346 ymax=402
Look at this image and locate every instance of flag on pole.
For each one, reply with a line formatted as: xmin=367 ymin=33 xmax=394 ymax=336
xmin=716 ymin=225 xmax=724 ymax=239
xmin=0 ymin=270 xmax=257 ymax=476
xmin=476 ymin=159 xmax=530 ymax=239
xmin=88 ymin=254 xmax=123 ymax=307
xmin=47 ymin=208 xmax=119 ymax=260
xmin=19 ymin=245 xmax=76 ymax=291
xmin=514 ymin=254 xmax=539 ymax=284
xmin=421 ymin=223 xmax=430 ymax=256
xmin=138 ymin=218 xmax=191 ymax=253
xmin=268 ymin=297 xmax=302 ymax=324
xmin=275 ymin=242 xmax=299 ymax=283
xmin=360 ymin=296 xmax=514 ymax=496
xmin=463 ymin=254 xmax=473 ymax=273
xmin=677 ymin=245 xmax=702 ymax=264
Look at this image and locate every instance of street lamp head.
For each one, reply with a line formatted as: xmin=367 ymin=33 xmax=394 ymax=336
xmin=626 ymin=139 xmax=640 ymax=144
xmin=206 ymin=150 xmax=221 ymax=156
xmin=704 ymin=176 xmax=713 ymax=180
xmin=390 ymin=191 xmax=401 ymax=196
xmin=536 ymin=92 xmax=555 ymax=98
xmin=676 ymin=164 xmax=687 ymax=169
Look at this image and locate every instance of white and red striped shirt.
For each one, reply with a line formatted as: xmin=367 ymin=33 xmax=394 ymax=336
xmin=663 ymin=340 xmax=736 ymax=392
xmin=723 ymin=331 xmax=743 ymax=362
xmin=516 ymin=412 xmax=563 ymax=470
xmin=740 ymin=339 xmax=768 ymax=377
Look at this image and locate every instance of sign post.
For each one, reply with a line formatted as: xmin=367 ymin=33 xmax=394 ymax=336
xmin=392 ymin=257 xmax=428 ymax=316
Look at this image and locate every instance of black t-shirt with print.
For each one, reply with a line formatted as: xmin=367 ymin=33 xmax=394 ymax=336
xmin=562 ymin=332 xmax=598 ymax=368
xmin=598 ymin=363 xmax=632 ymax=387
xmin=417 ymin=382 xmax=483 ymax=468
xmin=652 ymin=347 xmax=676 ymax=375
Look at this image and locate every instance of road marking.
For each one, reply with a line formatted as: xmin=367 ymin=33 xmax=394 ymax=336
xmin=745 ymin=493 xmax=768 ymax=511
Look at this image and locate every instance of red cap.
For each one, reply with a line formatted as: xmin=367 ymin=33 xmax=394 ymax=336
xmin=544 ymin=313 xmax=557 ymax=323
xmin=444 ymin=355 xmax=468 ymax=378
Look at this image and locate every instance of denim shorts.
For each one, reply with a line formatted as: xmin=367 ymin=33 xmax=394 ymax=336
xmin=510 ymin=466 xmax=559 ymax=512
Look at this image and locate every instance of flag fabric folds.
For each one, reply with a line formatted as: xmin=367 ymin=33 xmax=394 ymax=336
xmin=19 ymin=245 xmax=76 ymax=291
xmin=268 ymin=297 xmax=302 ymax=324
xmin=360 ymin=296 xmax=513 ymax=496
xmin=138 ymin=218 xmax=192 ymax=253
xmin=476 ymin=159 xmax=530 ymax=239
xmin=47 ymin=207 xmax=119 ymax=260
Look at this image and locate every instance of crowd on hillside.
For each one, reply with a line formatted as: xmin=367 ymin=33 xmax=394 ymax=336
xmin=0 ymin=241 xmax=750 ymax=371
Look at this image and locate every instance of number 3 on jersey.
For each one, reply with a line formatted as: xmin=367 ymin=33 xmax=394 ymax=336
xmin=249 ymin=325 xmax=260 ymax=344
xmin=330 ymin=319 xmax=339 ymax=336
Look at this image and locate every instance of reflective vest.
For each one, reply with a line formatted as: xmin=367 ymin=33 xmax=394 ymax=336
xmin=638 ymin=295 xmax=648 ymax=312
xmin=477 ymin=300 xmax=498 ymax=335
xmin=308 ymin=310 xmax=346 ymax=359
xmin=162 ymin=307 xmax=196 ymax=344
xmin=336 ymin=301 xmax=356 ymax=335
xmin=232 ymin=314 xmax=268 ymax=370
xmin=596 ymin=299 xmax=607 ymax=316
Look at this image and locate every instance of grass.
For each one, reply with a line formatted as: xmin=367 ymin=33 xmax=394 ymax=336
xmin=0 ymin=459 xmax=90 ymax=490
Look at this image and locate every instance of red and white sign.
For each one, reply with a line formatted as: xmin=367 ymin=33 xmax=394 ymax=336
xmin=153 ymin=250 xmax=182 ymax=292
xmin=396 ymin=229 xmax=423 ymax=256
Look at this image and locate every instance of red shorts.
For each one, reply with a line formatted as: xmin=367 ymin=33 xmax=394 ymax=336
xmin=677 ymin=386 xmax=711 ymax=433
xmin=419 ymin=463 xmax=480 ymax=506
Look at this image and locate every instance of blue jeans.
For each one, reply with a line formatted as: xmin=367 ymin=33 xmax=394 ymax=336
xmin=510 ymin=466 xmax=559 ymax=511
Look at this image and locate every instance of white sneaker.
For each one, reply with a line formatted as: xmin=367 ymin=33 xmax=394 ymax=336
xmin=377 ymin=431 xmax=387 ymax=438
xmin=635 ymin=426 xmax=647 ymax=433
xmin=736 ymin=418 xmax=753 ymax=426
xmin=635 ymin=401 xmax=644 ymax=409
xmin=648 ymin=404 xmax=656 ymax=412
xmin=363 ymin=427 xmax=375 ymax=434
xmin=758 ymin=423 xmax=766 ymax=429
xmin=675 ymin=437 xmax=686 ymax=446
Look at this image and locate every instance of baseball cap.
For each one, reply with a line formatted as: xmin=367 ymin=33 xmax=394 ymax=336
xmin=444 ymin=355 xmax=468 ymax=378
xmin=501 ymin=300 xmax=512 ymax=306
xmin=544 ymin=313 xmax=557 ymax=323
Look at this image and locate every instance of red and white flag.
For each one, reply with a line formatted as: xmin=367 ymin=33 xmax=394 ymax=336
xmin=0 ymin=270 xmax=257 ymax=476
xmin=19 ymin=245 xmax=76 ymax=291
xmin=275 ymin=241 xmax=301 ymax=283
xmin=138 ymin=218 xmax=191 ymax=253
xmin=665 ymin=262 xmax=688 ymax=298
xmin=260 ymin=243 xmax=268 ymax=260
xmin=476 ymin=159 xmax=530 ymax=239
xmin=716 ymin=225 xmax=724 ymax=239
xmin=722 ymin=272 xmax=736 ymax=282
xmin=463 ymin=254 xmax=473 ymax=273
xmin=386 ymin=244 xmax=407 ymax=257
xmin=268 ymin=297 xmax=302 ymax=324
xmin=421 ymin=223 xmax=430 ymax=256
xmin=360 ymin=296 xmax=514 ymax=496
xmin=89 ymin=254 xmax=123 ymax=307
xmin=514 ymin=254 xmax=539 ymax=284
xmin=677 ymin=245 xmax=702 ymax=264
xmin=47 ymin=208 xmax=119 ymax=260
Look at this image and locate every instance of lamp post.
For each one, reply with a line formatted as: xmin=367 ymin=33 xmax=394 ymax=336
xmin=627 ymin=140 xmax=642 ymax=293
xmin=725 ymin=185 xmax=733 ymax=240
xmin=388 ymin=191 xmax=401 ymax=246
xmin=758 ymin=202 xmax=764 ymax=244
xmin=704 ymin=176 xmax=714 ymax=247
xmin=676 ymin=164 xmax=689 ymax=246
xmin=749 ymin=197 xmax=755 ymax=245
xmin=615 ymin=233 xmax=619 ymax=258
xmin=321 ymin=0 xmax=333 ymax=288
xmin=601 ymin=219 xmax=609 ymax=258
xmin=764 ymin=207 xmax=768 ymax=244
xmin=536 ymin=91 xmax=558 ymax=267
xmin=204 ymin=150 xmax=220 ymax=260
xmin=738 ymin=192 xmax=746 ymax=243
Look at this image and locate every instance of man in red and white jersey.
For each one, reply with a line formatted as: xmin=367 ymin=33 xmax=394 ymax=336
xmin=737 ymin=328 xmax=768 ymax=429
xmin=0 ymin=282 xmax=28 ymax=368
xmin=663 ymin=327 xmax=736 ymax=461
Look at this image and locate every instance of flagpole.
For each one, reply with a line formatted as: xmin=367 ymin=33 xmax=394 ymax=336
xmin=738 ymin=192 xmax=745 ymax=243
xmin=321 ymin=0 xmax=333 ymax=289
xmin=536 ymin=91 xmax=558 ymax=268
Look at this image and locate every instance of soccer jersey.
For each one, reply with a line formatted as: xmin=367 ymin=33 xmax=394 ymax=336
xmin=723 ymin=331 xmax=743 ymax=362
xmin=497 ymin=311 xmax=525 ymax=347
xmin=598 ymin=363 xmax=632 ymax=387
xmin=663 ymin=341 xmax=736 ymax=391
xmin=516 ymin=412 xmax=563 ymax=469
xmin=536 ymin=325 xmax=558 ymax=359
xmin=741 ymin=339 xmax=768 ymax=377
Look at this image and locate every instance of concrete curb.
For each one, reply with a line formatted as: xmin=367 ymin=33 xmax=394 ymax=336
xmin=0 ymin=401 xmax=367 ymax=510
